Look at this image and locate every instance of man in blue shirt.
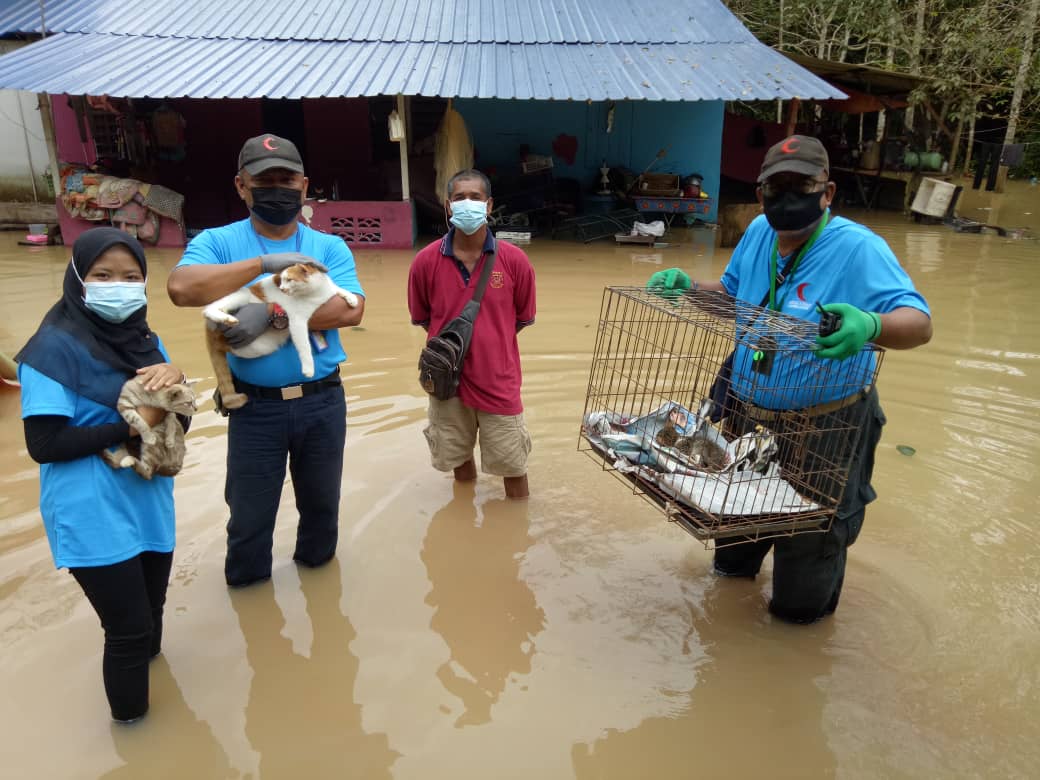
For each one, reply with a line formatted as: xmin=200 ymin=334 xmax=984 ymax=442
xmin=648 ymin=135 xmax=932 ymax=623
xmin=168 ymin=134 xmax=365 ymax=587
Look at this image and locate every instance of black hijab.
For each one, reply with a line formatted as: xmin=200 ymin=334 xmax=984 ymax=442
xmin=15 ymin=227 xmax=166 ymax=408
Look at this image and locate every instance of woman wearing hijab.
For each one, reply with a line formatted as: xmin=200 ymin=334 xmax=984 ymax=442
xmin=16 ymin=227 xmax=188 ymax=724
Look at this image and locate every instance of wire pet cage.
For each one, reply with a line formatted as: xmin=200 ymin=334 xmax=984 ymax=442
xmin=580 ymin=287 xmax=883 ymax=547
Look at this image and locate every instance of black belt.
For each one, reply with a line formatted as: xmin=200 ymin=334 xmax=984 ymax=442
xmin=234 ymin=369 xmax=341 ymax=401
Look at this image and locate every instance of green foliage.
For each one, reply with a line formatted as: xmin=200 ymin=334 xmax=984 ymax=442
xmin=723 ymin=0 xmax=1037 ymax=150
xmin=723 ymin=0 xmax=1030 ymax=98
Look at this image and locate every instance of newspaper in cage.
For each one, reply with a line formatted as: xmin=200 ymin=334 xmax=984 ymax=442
xmin=582 ymin=402 xmax=819 ymax=517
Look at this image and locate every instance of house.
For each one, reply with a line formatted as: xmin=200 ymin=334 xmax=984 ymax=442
xmin=0 ymin=0 xmax=843 ymax=248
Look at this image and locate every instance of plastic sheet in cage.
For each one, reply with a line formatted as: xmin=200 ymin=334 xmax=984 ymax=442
xmin=579 ymin=286 xmax=884 ymax=547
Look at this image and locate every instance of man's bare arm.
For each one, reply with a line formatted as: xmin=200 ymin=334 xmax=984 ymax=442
xmin=167 ymin=258 xmax=265 ymax=307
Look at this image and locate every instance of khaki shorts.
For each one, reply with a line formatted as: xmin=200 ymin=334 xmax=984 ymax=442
xmin=423 ymin=397 xmax=532 ymax=477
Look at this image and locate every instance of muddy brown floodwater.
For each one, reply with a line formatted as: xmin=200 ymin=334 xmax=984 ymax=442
xmin=1 ymin=180 xmax=1038 ymax=779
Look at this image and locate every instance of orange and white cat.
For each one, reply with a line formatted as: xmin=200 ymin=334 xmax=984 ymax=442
xmin=203 ymin=263 xmax=358 ymax=410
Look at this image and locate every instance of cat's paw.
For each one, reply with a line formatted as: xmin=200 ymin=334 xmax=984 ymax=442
xmin=203 ymin=307 xmax=237 ymax=326
xmin=301 ymin=364 xmax=315 ymax=378
xmin=139 ymin=431 xmax=158 ymax=446
xmin=341 ymin=290 xmax=359 ymax=307
xmin=119 ymin=456 xmax=136 ymax=468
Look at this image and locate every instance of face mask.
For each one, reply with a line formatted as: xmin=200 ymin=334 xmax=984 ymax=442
xmin=250 ymin=186 xmax=303 ymax=226
xmin=448 ymin=199 xmax=488 ymax=235
xmin=83 ymin=282 xmax=147 ymax=323
xmin=762 ymin=190 xmax=825 ymax=232
xmin=71 ymin=259 xmax=147 ymax=323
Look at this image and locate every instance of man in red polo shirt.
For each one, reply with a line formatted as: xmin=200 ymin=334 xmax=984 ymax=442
xmin=408 ymin=169 xmax=536 ymax=499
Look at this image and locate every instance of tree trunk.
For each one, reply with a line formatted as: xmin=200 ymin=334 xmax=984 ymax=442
xmin=904 ymin=0 xmax=928 ymax=131
xmin=998 ymin=0 xmax=1039 ymax=189
xmin=876 ymin=36 xmax=896 ymax=142
xmin=948 ymin=111 xmax=965 ymax=174
xmin=963 ymin=109 xmax=977 ymax=175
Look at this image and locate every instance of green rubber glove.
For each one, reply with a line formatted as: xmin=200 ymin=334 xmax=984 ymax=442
xmin=814 ymin=303 xmax=881 ymax=360
xmin=646 ymin=268 xmax=691 ymax=299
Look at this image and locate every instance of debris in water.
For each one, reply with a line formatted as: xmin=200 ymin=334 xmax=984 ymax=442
xmin=897 ymin=445 xmax=916 ymax=456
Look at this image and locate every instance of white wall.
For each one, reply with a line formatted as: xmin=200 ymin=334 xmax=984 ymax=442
xmin=0 ymin=40 xmax=51 ymax=202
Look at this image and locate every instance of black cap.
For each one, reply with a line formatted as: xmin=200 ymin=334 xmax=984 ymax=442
xmin=758 ymin=135 xmax=829 ymax=183
xmin=237 ymin=134 xmax=304 ymax=176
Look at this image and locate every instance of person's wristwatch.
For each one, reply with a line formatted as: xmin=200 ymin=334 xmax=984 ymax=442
xmin=269 ymin=303 xmax=288 ymax=330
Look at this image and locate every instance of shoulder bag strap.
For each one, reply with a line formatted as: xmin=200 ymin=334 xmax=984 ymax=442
xmin=470 ymin=250 xmax=498 ymax=306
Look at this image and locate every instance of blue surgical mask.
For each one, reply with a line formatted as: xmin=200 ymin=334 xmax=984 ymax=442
xmin=449 ymin=199 xmax=488 ymax=235
xmin=72 ymin=261 xmax=147 ymax=322
xmin=84 ymin=282 xmax=148 ymax=322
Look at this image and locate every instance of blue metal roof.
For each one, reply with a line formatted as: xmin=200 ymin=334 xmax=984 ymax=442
xmin=2 ymin=0 xmax=756 ymax=43
xmin=0 ymin=32 xmax=845 ymax=100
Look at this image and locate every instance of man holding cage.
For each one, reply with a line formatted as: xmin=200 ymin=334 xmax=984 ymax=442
xmin=647 ymin=135 xmax=932 ymax=624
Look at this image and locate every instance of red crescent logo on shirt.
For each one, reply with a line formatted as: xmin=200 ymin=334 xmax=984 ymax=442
xmin=796 ymin=282 xmax=809 ymax=301
xmin=262 ymin=137 xmax=279 ymax=151
xmin=781 ymin=138 xmax=799 ymax=154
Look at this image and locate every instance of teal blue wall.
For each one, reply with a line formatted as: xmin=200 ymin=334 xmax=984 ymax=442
xmin=453 ymin=98 xmax=723 ymax=220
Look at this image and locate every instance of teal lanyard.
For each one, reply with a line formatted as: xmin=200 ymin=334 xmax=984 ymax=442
xmin=252 ymin=227 xmax=302 ymax=257
xmin=768 ymin=211 xmax=829 ymax=312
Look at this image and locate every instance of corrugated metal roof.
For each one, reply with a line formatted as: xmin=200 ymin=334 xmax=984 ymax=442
xmin=0 ymin=32 xmax=845 ymax=100
xmin=1 ymin=0 xmax=756 ymax=43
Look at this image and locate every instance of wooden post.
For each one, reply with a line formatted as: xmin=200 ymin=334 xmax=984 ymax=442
xmin=396 ymin=94 xmax=410 ymax=201
xmin=15 ymin=92 xmax=38 ymax=202
xmin=948 ymin=112 xmax=965 ymax=175
xmin=785 ymin=98 xmax=801 ymax=136
xmin=963 ymin=110 xmax=976 ymax=174
xmin=36 ymin=93 xmax=61 ymax=201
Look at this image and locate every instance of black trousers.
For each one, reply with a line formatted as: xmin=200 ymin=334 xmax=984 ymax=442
xmin=973 ymin=143 xmax=1002 ymax=191
xmin=713 ymin=389 xmax=886 ymax=623
xmin=224 ymin=384 xmax=346 ymax=587
xmin=70 ymin=551 xmax=173 ymax=721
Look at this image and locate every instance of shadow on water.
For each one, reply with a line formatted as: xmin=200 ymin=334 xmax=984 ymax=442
xmin=229 ymin=563 xmax=400 ymax=778
xmin=421 ymin=482 xmax=546 ymax=727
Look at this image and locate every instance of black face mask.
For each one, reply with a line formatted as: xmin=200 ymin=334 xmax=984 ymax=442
xmin=762 ymin=190 xmax=825 ymax=232
xmin=249 ymin=186 xmax=303 ymax=226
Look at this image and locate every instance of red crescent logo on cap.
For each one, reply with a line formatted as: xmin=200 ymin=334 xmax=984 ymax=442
xmin=262 ymin=137 xmax=278 ymax=151
xmin=781 ymin=138 xmax=799 ymax=154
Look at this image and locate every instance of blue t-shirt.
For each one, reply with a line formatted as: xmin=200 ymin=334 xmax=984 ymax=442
xmin=177 ymin=220 xmax=365 ymax=387
xmin=19 ymin=362 xmax=176 ymax=569
xmin=721 ymin=214 xmax=930 ymax=409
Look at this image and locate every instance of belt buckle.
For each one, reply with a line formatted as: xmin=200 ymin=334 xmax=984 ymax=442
xmin=281 ymin=384 xmax=304 ymax=400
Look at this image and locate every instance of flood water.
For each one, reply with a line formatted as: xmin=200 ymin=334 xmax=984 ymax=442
xmin=1 ymin=180 xmax=1038 ymax=779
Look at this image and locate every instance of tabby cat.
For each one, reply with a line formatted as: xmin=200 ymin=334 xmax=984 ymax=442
xmin=100 ymin=376 xmax=196 ymax=480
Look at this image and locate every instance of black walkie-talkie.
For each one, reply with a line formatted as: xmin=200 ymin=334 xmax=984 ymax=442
xmin=816 ymin=301 xmax=842 ymax=337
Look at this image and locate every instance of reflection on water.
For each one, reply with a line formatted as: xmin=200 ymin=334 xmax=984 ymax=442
xmin=422 ymin=483 xmax=545 ymax=727
xmin=230 ymin=564 xmax=399 ymax=778
xmin=101 ymin=657 xmax=238 ymax=780
xmin=574 ymin=576 xmax=837 ymax=779
xmin=1 ymin=179 xmax=1039 ymax=779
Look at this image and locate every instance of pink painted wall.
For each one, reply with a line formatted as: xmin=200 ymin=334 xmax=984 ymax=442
xmin=304 ymin=200 xmax=413 ymax=249
xmin=56 ymin=199 xmax=186 ymax=248
xmin=51 ymin=94 xmax=97 ymax=166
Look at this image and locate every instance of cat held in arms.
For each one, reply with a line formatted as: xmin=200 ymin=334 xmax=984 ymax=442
xmin=101 ymin=376 xmax=197 ymax=479
xmin=203 ymin=262 xmax=359 ymax=411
